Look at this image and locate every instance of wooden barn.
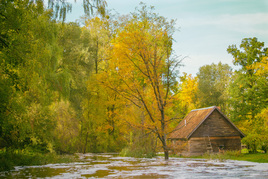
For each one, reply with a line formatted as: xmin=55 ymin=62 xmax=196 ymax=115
xmin=168 ymin=106 xmax=245 ymax=156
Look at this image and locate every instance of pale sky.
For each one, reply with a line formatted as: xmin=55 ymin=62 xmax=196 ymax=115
xmin=66 ymin=0 xmax=268 ymax=76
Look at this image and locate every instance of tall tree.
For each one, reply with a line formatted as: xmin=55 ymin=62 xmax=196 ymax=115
xmin=197 ymin=62 xmax=232 ymax=113
xmin=227 ymin=37 xmax=268 ymax=122
xmin=228 ymin=38 xmax=268 ymax=152
xmin=81 ymin=16 xmax=127 ymax=153
xmin=101 ymin=4 xmax=180 ymax=160
xmin=0 ymin=0 xmax=111 ymax=153
xmin=0 ymin=0 xmax=66 ymax=150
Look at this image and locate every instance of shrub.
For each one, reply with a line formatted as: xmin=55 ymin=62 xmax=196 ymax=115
xmin=0 ymin=149 xmax=77 ymax=172
xmin=242 ymin=134 xmax=262 ymax=153
xmin=120 ymin=131 xmax=157 ymax=158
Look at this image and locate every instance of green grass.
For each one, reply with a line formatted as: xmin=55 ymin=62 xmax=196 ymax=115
xmin=226 ymin=153 xmax=268 ymax=163
xmin=165 ymin=150 xmax=268 ymax=163
xmin=0 ymin=149 xmax=79 ymax=172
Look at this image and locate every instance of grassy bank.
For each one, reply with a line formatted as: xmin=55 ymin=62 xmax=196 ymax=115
xmin=0 ymin=149 xmax=78 ymax=172
xmin=201 ymin=151 xmax=268 ymax=163
xmin=167 ymin=150 xmax=268 ymax=163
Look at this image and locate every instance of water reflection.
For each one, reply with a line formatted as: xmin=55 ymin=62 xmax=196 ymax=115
xmin=1 ymin=153 xmax=268 ymax=178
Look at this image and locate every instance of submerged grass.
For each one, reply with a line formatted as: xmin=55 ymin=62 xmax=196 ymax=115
xmin=0 ymin=149 xmax=79 ymax=172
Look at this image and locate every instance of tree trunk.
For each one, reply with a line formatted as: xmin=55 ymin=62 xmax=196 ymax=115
xmin=83 ymin=131 xmax=88 ymax=154
xmin=164 ymin=146 xmax=169 ymax=160
xmin=161 ymin=136 xmax=169 ymax=160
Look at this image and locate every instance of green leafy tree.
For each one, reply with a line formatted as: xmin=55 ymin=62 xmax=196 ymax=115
xmin=57 ymin=22 xmax=95 ymax=153
xmin=197 ymin=62 xmax=232 ymax=113
xmin=227 ymin=37 xmax=268 ymax=122
xmin=228 ymin=38 xmax=268 ymax=153
xmin=0 ymin=0 xmax=68 ymax=151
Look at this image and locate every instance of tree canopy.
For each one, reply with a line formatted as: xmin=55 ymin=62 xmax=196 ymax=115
xmin=0 ymin=0 xmax=267 ymax=160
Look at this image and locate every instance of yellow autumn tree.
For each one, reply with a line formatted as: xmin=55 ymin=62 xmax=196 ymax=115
xmin=81 ymin=16 xmax=128 ymax=152
xmin=101 ymin=4 xmax=181 ymax=160
xmin=174 ymin=73 xmax=199 ymax=118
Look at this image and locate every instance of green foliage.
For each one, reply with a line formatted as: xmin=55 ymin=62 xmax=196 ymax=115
xmin=201 ymin=151 xmax=268 ymax=163
xmin=1 ymin=0 xmax=265 ymax=167
xmin=241 ymin=108 xmax=268 ymax=153
xmin=120 ymin=130 xmax=157 ymax=158
xmin=0 ymin=77 xmax=13 ymax=145
xmin=168 ymin=150 xmax=268 ymax=163
xmin=0 ymin=0 xmax=60 ymax=151
xmin=227 ymin=38 xmax=267 ymax=154
xmin=47 ymin=0 xmax=107 ymax=21
xmin=197 ymin=62 xmax=232 ymax=113
xmin=227 ymin=37 xmax=268 ymax=122
xmin=0 ymin=0 xmax=124 ymax=156
xmin=227 ymin=37 xmax=267 ymax=70
xmin=52 ymin=100 xmax=80 ymax=154
xmin=242 ymin=134 xmax=261 ymax=153
xmin=0 ymin=149 xmax=78 ymax=172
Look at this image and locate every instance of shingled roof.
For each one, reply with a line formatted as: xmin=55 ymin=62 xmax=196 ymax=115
xmin=168 ymin=106 xmax=245 ymax=139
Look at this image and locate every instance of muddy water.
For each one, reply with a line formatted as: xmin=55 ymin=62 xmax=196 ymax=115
xmin=1 ymin=153 xmax=268 ymax=178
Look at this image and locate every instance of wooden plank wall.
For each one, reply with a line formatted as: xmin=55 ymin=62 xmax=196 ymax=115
xmin=191 ymin=110 xmax=241 ymax=137
xmin=171 ymin=137 xmax=242 ymax=156
xmin=189 ymin=136 xmax=241 ymax=155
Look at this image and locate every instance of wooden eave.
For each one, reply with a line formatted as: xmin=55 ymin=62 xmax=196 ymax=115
xmin=212 ymin=107 xmax=245 ymax=138
xmin=168 ymin=106 xmax=245 ymax=140
xmin=187 ymin=106 xmax=245 ymax=139
xmin=186 ymin=106 xmax=217 ymax=139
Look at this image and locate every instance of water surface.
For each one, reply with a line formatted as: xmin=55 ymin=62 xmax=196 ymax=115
xmin=1 ymin=153 xmax=267 ymax=178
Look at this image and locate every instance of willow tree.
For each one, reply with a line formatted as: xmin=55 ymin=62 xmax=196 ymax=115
xmin=0 ymin=0 xmax=67 ymax=150
xmin=101 ymin=4 xmax=181 ymax=160
xmin=47 ymin=0 xmax=107 ymax=20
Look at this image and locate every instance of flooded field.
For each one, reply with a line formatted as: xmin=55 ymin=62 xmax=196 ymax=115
xmin=1 ymin=153 xmax=268 ymax=178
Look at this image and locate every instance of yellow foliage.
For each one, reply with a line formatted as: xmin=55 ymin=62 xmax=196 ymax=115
xmin=99 ymin=12 xmax=177 ymax=144
xmin=175 ymin=73 xmax=199 ymax=116
xmin=247 ymin=56 xmax=268 ymax=76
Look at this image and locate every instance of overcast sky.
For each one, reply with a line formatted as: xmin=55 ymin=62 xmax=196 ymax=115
xmin=66 ymin=0 xmax=268 ymax=76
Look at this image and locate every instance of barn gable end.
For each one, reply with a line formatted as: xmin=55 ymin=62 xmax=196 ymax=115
xmin=168 ymin=106 xmax=245 ymax=156
xmin=191 ymin=110 xmax=242 ymax=138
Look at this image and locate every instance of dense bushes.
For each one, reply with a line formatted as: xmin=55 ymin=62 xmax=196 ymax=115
xmin=0 ymin=149 xmax=78 ymax=172
xmin=120 ymin=131 xmax=157 ymax=158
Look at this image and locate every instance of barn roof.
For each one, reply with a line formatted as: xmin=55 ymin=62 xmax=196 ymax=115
xmin=168 ymin=106 xmax=245 ymax=139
